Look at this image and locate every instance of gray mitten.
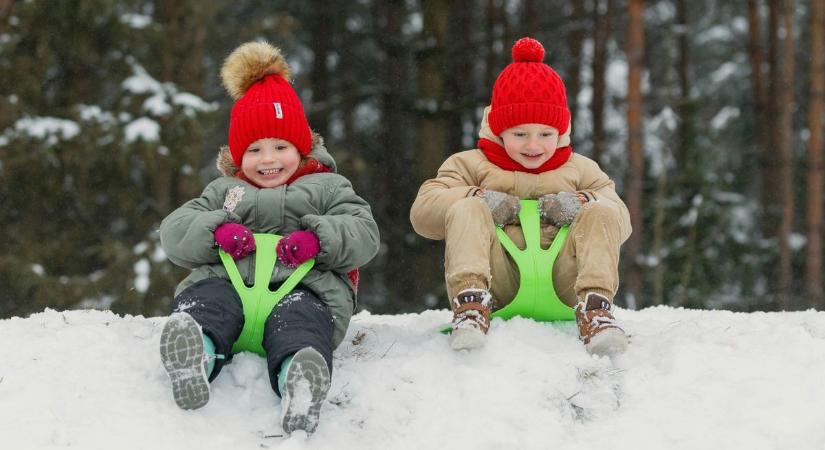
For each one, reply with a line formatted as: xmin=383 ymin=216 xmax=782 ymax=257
xmin=481 ymin=190 xmax=521 ymax=226
xmin=538 ymin=191 xmax=582 ymax=226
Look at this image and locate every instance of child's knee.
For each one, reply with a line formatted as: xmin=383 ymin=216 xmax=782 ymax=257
xmin=576 ymin=200 xmax=621 ymax=224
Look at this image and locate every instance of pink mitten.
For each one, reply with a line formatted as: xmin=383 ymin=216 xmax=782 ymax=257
xmin=276 ymin=230 xmax=321 ymax=268
xmin=214 ymin=223 xmax=256 ymax=260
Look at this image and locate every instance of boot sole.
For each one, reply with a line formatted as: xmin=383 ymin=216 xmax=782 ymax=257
xmin=281 ymin=347 xmax=330 ymax=435
xmin=586 ymin=327 xmax=628 ymax=356
xmin=160 ymin=313 xmax=210 ymax=410
xmin=449 ymin=327 xmax=486 ymax=351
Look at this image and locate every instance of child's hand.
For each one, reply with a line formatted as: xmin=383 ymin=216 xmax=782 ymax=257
xmin=214 ymin=222 xmax=256 ymax=260
xmin=538 ymin=191 xmax=585 ymax=226
xmin=479 ymin=190 xmax=521 ymax=226
xmin=277 ymin=230 xmax=321 ymax=268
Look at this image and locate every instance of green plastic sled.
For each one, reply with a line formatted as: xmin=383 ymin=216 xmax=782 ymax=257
xmin=442 ymin=199 xmax=574 ymax=333
xmin=219 ymin=233 xmax=314 ymax=356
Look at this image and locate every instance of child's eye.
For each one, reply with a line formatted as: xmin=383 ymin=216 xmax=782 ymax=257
xmin=247 ymin=147 xmax=259 ymax=153
xmin=513 ymin=132 xmax=527 ymax=137
xmin=276 ymin=145 xmax=288 ymax=151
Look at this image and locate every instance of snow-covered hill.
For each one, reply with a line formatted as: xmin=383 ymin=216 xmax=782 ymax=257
xmin=1 ymin=306 xmax=824 ymax=450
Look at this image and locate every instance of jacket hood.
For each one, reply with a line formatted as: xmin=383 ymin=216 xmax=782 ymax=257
xmin=478 ymin=105 xmax=572 ymax=148
xmin=216 ymin=131 xmax=337 ymax=177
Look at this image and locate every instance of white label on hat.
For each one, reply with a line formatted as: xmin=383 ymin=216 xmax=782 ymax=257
xmin=273 ymin=102 xmax=283 ymax=119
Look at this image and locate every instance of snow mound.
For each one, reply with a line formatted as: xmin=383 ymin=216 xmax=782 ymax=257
xmin=1 ymin=307 xmax=824 ymax=449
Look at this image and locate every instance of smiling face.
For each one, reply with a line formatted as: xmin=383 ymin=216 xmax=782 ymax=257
xmin=500 ymin=123 xmax=560 ymax=169
xmin=240 ymin=138 xmax=301 ymax=188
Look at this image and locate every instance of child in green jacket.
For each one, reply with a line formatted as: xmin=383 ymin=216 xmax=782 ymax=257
xmin=158 ymin=41 xmax=379 ymax=435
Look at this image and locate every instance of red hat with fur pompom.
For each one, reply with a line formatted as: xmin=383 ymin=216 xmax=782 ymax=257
xmin=220 ymin=42 xmax=312 ymax=165
xmin=487 ymin=37 xmax=570 ymax=136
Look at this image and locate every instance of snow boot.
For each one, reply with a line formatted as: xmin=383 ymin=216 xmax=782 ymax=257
xmin=449 ymin=289 xmax=492 ymax=351
xmin=160 ymin=312 xmax=216 ymax=410
xmin=279 ymin=347 xmax=331 ymax=435
xmin=574 ymin=293 xmax=628 ymax=356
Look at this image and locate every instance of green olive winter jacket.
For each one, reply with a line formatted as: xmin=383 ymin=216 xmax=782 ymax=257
xmin=159 ymin=141 xmax=379 ymax=346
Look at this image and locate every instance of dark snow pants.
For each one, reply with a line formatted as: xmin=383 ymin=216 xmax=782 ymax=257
xmin=170 ymin=277 xmax=335 ymax=396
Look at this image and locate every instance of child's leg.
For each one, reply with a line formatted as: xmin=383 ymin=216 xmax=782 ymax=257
xmin=263 ymin=289 xmax=334 ymax=393
xmin=551 ymin=201 xmax=628 ymax=355
xmin=552 ymin=201 xmax=625 ymax=306
xmin=160 ymin=312 xmax=212 ymax=410
xmin=262 ymin=289 xmax=333 ymax=434
xmin=443 ymin=197 xmax=523 ymax=349
xmin=169 ymin=277 xmax=245 ymax=381
xmin=444 ymin=197 xmax=509 ymax=300
xmin=161 ymin=278 xmax=244 ymax=409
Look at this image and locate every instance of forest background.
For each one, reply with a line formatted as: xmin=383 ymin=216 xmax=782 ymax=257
xmin=1 ymin=0 xmax=823 ymax=318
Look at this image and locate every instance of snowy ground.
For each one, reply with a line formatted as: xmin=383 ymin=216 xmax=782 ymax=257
xmin=1 ymin=306 xmax=824 ymax=450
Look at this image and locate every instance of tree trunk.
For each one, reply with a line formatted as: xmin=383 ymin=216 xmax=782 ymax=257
xmin=155 ymin=0 xmax=207 ymax=95
xmin=747 ymin=0 xmax=770 ymax=155
xmin=566 ymin=0 xmax=586 ymax=141
xmin=523 ymin=0 xmax=538 ymax=37
xmin=418 ymin=0 xmax=449 ymax=180
xmin=676 ymin=0 xmax=695 ymax=170
xmin=776 ymin=0 xmax=795 ymax=309
xmin=591 ymin=0 xmax=612 ymax=165
xmin=651 ymin=166 xmax=667 ymax=306
xmin=761 ymin=0 xmax=784 ymax=244
xmin=307 ymin=2 xmax=336 ymax=138
xmin=154 ymin=0 xmax=209 ymax=211
xmin=625 ymin=0 xmax=645 ymax=309
xmin=446 ymin=0 xmax=475 ymax=153
xmin=806 ymin=0 xmax=825 ymax=308
xmin=374 ymin=0 xmax=421 ymax=312
xmin=486 ymin=0 xmax=506 ymax=92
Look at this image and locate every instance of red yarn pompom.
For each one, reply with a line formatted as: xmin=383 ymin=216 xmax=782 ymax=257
xmin=512 ymin=37 xmax=545 ymax=63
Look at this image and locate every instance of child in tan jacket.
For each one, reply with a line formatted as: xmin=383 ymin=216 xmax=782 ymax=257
xmin=410 ymin=37 xmax=632 ymax=355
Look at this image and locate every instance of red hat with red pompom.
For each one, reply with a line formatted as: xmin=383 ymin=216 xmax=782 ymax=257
xmin=487 ymin=37 xmax=570 ymax=136
xmin=220 ymin=42 xmax=312 ymax=166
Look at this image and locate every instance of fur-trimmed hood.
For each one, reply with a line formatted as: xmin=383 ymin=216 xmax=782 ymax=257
xmin=215 ymin=131 xmax=337 ymax=177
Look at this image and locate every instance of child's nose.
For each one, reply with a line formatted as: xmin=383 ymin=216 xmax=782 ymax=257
xmin=260 ymin=149 xmax=277 ymax=162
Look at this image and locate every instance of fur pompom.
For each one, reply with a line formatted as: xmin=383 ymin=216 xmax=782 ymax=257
xmin=220 ymin=41 xmax=291 ymax=100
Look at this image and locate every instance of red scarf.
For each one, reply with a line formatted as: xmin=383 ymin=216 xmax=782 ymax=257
xmin=477 ymin=138 xmax=572 ymax=173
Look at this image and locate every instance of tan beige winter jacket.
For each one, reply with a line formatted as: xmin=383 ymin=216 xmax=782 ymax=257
xmin=410 ymin=123 xmax=631 ymax=246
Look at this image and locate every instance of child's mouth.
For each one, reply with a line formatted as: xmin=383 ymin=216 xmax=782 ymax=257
xmin=521 ymin=153 xmax=543 ymax=158
xmin=259 ymin=168 xmax=283 ymax=176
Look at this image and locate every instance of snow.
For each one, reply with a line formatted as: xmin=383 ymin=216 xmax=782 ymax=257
xmin=2 ymin=307 xmax=824 ymax=449
xmin=711 ymin=106 xmax=741 ymax=131
xmin=172 ymin=92 xmax=217 ymax=114
xmin=12 ymin=116 xmax=80 ymax=145
xmin=788 ymin=233 xmax=807 ymax=251
xmin=122 ymin=65 xmax=164 ymax=96
xmin=143 ymin=94 xmax=173 ymax=116
xmin=710 ymin=62 xmax=740 ymax=84
xmin=122 ymin=63 xmax=217 ymax=118
xmin=78 ymin=105 xmax=115 ymax=124
xmin=120 ymin=13 xmax=152 ymax=29
xmin=133 ymin=258 xmax=151 ymax=293
xmin=124 ymin=117 xmax=160 ymax=143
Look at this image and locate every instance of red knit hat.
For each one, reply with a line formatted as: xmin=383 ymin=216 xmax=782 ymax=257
xmin=220 ymin=42 xmax=312 ymax=166
xmin=487 ymin=37 xmax=570 ymax=136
